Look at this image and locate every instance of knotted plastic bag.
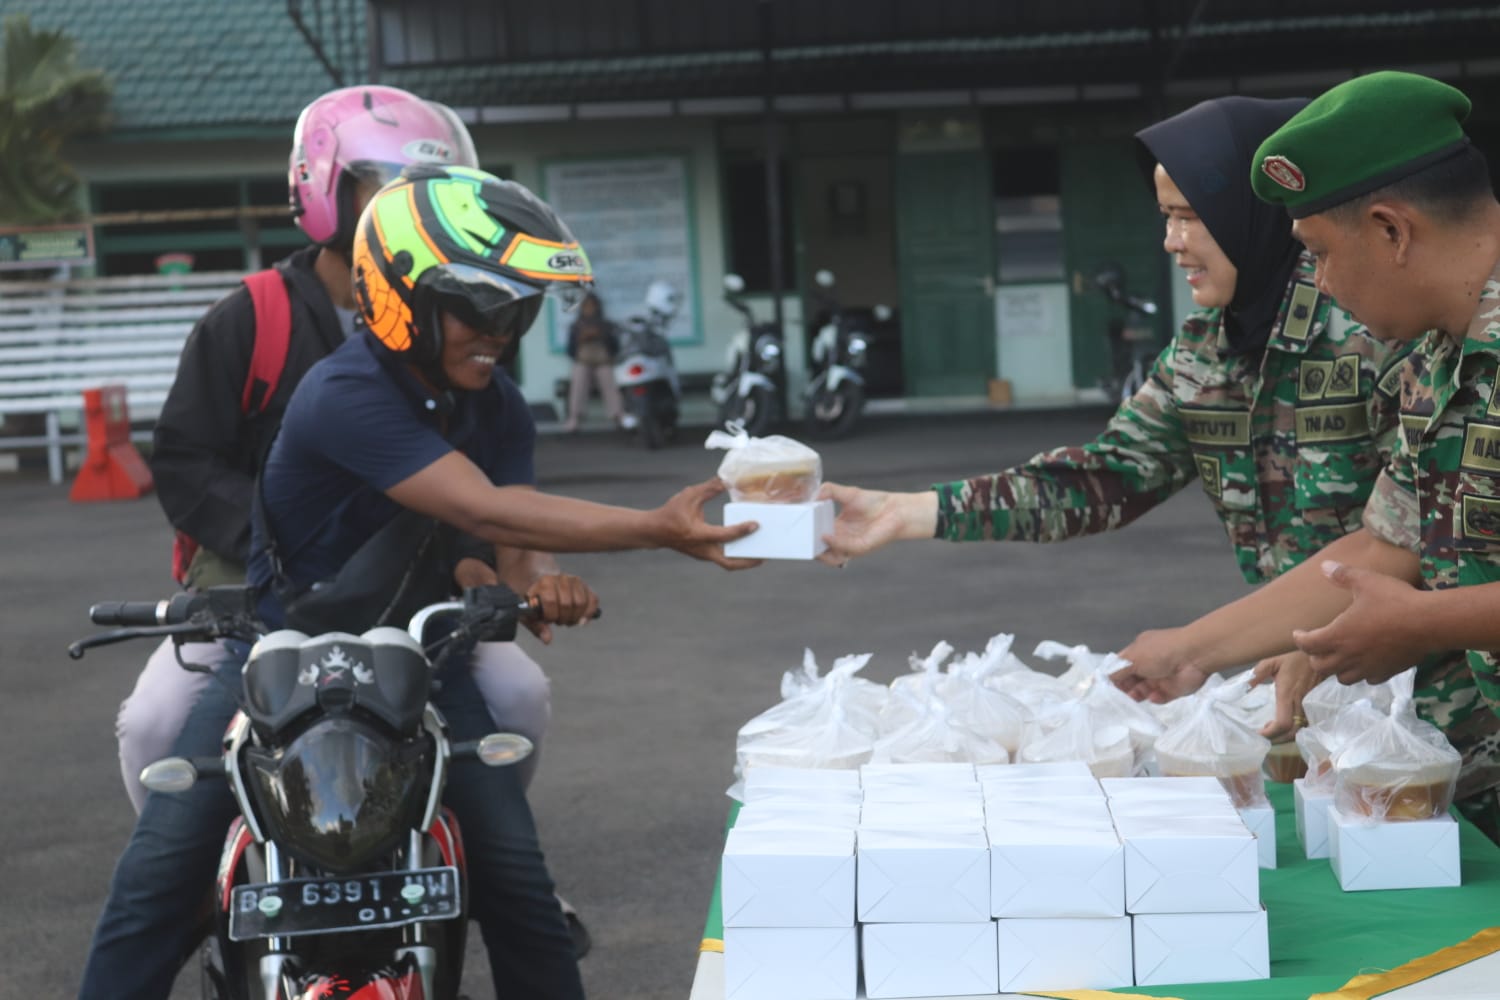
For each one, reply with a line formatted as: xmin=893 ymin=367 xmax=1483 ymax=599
xmin=1302 ymin=674 xmax=1395 ymax=728
xmin=870 ymin=699 xmax=1011 ymax=765
xmin=1153 ymin=674 xmax=1272 ymax=807
xmin=881 ymin=641 xmax=953 ymax=734
xmin=1018 ymin=700 xmax=1136 ymax=779
xmin=705 ymin=423 xmax=822 ymax=503
xmin=1331 ymin=669 xmax=1460 ymax=822
xmin=1034 ymin=642 xmax=1162 ymax=772
xmin=1295 ymin=697 xmax=1388 ymax=793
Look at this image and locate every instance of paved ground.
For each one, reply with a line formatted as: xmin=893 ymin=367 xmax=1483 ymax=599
xmin=0 ymin=408 xmax=1260 ymax=999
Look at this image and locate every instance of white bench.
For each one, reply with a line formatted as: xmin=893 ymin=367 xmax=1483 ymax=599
xmin=0 ymin=270 xmax=248 ymax=483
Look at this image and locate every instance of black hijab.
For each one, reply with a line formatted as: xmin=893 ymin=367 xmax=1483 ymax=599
xmin=1136 ymin=96 xmax=1309 ymax=355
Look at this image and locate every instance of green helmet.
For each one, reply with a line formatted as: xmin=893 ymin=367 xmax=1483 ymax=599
xmin=352 ymin=164 xmax=592 ymax=365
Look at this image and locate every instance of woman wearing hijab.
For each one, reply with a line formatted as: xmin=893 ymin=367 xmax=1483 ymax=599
xmin=817 ymin=96 xmax=1414 ymax=729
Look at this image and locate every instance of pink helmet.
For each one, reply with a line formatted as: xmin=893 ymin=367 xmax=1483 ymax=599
xmin=288 ymin=85 xmax=478 ymax=249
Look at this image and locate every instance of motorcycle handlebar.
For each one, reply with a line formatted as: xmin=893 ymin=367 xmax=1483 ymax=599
xmin=89 ymin=594 xmax=199 ymax=627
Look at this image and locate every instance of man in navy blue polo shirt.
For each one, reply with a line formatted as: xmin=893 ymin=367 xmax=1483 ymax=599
xmin=79 ymin=167 xmax=756 ymax=999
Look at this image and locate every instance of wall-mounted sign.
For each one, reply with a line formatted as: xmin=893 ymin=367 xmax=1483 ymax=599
xmin=0 ymin=223 xmax=96 ymax=270
xmin=541 ymin=156 xmax=699 ymax=349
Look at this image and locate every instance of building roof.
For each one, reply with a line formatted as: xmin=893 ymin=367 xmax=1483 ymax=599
xmin=0 ymin=0 xmax=359 ymax=135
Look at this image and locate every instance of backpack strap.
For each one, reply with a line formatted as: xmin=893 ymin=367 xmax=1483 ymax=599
xmin=240 ymin=269 xmax=293 ymax=416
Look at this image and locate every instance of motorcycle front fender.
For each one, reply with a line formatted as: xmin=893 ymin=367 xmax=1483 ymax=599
xmin=825 ymin=366 xmax=864 ymax=392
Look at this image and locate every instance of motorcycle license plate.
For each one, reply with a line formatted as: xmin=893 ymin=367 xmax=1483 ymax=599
xmin=228 ymin=866 xmax=460 ymax=941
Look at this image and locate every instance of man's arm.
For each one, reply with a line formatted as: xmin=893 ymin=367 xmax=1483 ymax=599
xmin=385 ymin=451 xmax=757 ymax=568
xmin=1115 ymin=528 xmax=1421 ymax=681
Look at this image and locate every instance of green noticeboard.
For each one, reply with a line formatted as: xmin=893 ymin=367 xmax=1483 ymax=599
xmin=0 ymin=224 xmax=96 ymax=270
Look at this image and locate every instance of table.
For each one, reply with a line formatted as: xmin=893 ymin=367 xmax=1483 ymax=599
xmin=691 ymin=783 xmax=1500 ymax=999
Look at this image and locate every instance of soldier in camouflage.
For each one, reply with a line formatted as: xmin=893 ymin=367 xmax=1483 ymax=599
xmin=820 ymin=97 xmax=1410 ymax=732
xmin=1115 ymin=71 xmax=1500 ymax=837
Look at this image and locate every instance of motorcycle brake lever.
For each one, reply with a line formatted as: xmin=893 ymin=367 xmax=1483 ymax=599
xmin=67 ymin=621 xmax=208 ymax=659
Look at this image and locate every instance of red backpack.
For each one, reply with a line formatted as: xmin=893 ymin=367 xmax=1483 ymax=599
xmin=170 ymin=269 xmax=292 ymax=585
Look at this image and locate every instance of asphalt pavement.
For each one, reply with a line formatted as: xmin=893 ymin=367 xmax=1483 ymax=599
xmin=0 ymin=407 xmax=1259 ymax=999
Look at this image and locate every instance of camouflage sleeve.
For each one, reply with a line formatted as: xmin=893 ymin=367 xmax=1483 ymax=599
xmin=934 ymin=343 xmax=1198 ymax=542
xmin=1366 ymin=341 xmax=1416 ymax=466
xmin=1362 ymin=469 xmax=1421 ymax=551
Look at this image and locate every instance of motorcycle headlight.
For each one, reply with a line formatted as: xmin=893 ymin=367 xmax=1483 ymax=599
xmin=848 ymin=335 xmax=869 ymax=356
xmin=246 ymin=717 xmax=431 ymax=874
xmin=756 ymin=337 xmax=782 ymax=373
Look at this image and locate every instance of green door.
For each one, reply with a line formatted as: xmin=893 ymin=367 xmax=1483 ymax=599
xmin=1060 ymin=141 xmax=1170 ymax=389
xmin=895 ymin=151 xmax=996 ymax=397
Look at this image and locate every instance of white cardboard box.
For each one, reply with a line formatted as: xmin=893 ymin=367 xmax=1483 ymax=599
xmin=989 ymin=820 xmax=1124 ymax=917
xmin=721 ymin=827 xmax=854 ymax=927
xmin=861 ymin=922 xmax=999 ymax=999
xmin=861 ymin=762 xmax=977 ymax=786
xmin=723 ymin=926 xmax=857 ymax=1000
xmin=1239 ymin=803 xmax=1278 ymax=869
xmin=743 ymin=767 xmax=862 ymax=800
xmin=996 ymin=916 xmax=1134 ymax=993
xmin=978 ymin=761 xmax=1094 ymax=781
xmin=983 ymin=776 xmax=1107 ymax=801
xmin=987 ymin=798 xmax=1118 ymax=832
xmin=1294 ymin=779 xmax=1334 ymax=859
xmin=724 ymin=500 xmax=834 ymax=560
xmin=1133 ymin=909 xmax=1270 ymax=986
xmin=1115 ymin=813 xmax=1261 ymax=913
xmin=857 ymin=825 xmax=990 ymax=922
xmin=1107 ymin=797 xmax=1239 ymax=822
xmin=1329 ymin=808 xmax=1461 ymax=891
xmin=860 ymin=799 xmax=986 ymax=829
xmin=731 ymin=803 xmax=861 ymax=832
xmin=1102 ymin=776 xmax=1235 ymax=800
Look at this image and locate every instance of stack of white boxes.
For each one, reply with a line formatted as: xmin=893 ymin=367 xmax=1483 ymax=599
xmin=984 ymin=761 xmax=1135 ymax=992
xmin=721 ymin=767 xmax=862 ymax=1000
xmin=1102 ymin=777 xmax=1269 ymax=987
xmin=721 ymin=764 xmax=1273 ymax=998
xmin=858 ymin=763 xmax=996 ymax=998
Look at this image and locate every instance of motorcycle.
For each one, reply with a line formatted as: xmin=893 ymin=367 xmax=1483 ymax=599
xmin=69 ymin=584 xmax=544 ymax=999
xmin=613 ymin=279 xmax=683 ymax=450
xmin=1090 ymin=264 xmax=1160 ymax=403
xmin=804 ymin=269 xmax=890 ymax=440
xmin=711 ymin=273 xmax=782 ymax=437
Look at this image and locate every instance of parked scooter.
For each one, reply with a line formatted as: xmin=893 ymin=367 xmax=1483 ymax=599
xmin=614 ymin=279 xmax=683 ymax=449
xmin=711 ymin=273 xmax=783 ymax=437
xmin=804 ymin=269 xmax=890 ymax=439
xmin=69 ymin=584 xmax=543 ymax=1000
xmin=1090 ymin=264 xmax=1160 ymax=403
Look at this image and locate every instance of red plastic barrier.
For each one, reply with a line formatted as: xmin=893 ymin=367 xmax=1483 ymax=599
xmin=69 ymin=385 xmax=153 ymax=502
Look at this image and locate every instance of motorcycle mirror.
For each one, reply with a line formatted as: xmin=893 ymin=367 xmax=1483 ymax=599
xmin=140 ymin=757 xmax=199 ymax=794
xmin=873 ymin=304 xmax=893 ymax=322
xmin=476 ymin=732 xmax=534 ymax=767
xmin=815 ymin=269 xmax=835 ymax=288
xmin=723 ymin=273 xmax=746 ymax=294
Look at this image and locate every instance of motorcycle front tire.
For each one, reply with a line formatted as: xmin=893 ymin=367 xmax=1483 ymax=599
xmin=806 ymin=382 xmax=864 ymax=440
xmin=719 ymin=386 xmax=776 ymax=437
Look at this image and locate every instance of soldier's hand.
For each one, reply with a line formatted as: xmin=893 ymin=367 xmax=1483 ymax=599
xmin=1251 ymin=651 xmax=1319 ymax=740
xmin=1292 ymin=560 xmax=1430 ymax=685
xmin=816 ymin=483 xmax=937 ymax=566
xmin=1112 ymin=627 xmax=1201 ymax=702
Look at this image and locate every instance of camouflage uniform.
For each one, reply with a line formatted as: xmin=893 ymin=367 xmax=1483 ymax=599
xmin=934 ymin=252 xmax=1500 ymax=806
xmin=1360 ymin=264 xmax=1500 ymax=806
xmin=935 ymin=252 xmax=1405 ymax=584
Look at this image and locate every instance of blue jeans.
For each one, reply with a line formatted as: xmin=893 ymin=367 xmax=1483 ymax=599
xmin=79 ymin=650 xmax=584 ymax=999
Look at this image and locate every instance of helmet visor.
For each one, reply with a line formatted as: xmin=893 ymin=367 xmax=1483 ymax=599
xmin=423 ymin=261 xmax=584 ymax=338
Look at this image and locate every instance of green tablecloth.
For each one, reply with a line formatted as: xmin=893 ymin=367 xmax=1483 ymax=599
xmin=700 ymin=783 xmax=1500 ymax=999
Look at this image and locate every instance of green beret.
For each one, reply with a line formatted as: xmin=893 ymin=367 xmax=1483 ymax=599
xmin=1251 ymin=70 xmax=1472 ymax=218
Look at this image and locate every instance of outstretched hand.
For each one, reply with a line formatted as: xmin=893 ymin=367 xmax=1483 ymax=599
xmin=815 ymin=482 xmax=935 ymax=567
xmin=1292 ymin=560 xmax=1430 ymax=685
xmin=1249 ymin=650 xmax=1319 ymax=740
xmin=656 ymin=478 xmax=763 ymax=571
xmin=1110 ymin=627 xmax=1203 ymax=702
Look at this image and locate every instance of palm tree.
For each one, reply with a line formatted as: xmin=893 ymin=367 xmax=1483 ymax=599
xmin=0 ymin=13 xmax=110 ymax=225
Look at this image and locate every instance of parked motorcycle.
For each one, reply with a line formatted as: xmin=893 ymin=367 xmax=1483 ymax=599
xmin=69 ymin=584 xmax=543 ymax=1000
xmin=614 ymin=279 xmax=683 ymax=449
xmin=1090 ymin=264 xmax=1160 ymax=403
xmin=711 ymin=273 xmax=782 ymax=437
xmin=804 ymin=269 xmax=890 ymax=439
